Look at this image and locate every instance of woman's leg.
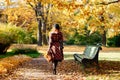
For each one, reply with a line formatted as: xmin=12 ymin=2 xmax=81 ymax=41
xmin=53 ymin=60 xmax=58 ymax=74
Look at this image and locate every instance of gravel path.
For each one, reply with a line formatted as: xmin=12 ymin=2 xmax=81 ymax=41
xmin=1 ymin=57 xmax=83 ymax=80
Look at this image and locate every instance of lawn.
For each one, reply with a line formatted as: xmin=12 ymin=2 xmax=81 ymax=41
xmin=64 ymin=52 xmax=120 ymax=61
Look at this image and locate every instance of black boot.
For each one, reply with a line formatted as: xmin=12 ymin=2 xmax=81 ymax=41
xmin=53 ymin=69 xmax=56 ymax=75
xmin=53 ymin=61 xmax=58 ymax=75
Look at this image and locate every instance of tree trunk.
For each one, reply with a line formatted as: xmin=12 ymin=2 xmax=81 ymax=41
xmin=41 ymin=4 xmax=51 ymax=45
xmin=37 ymin=20 xmax=42 ymax=46
xmin=30 ymin=2 xmax=50 ymax=46
xmin=0 ymin=43 xmax=10 ymax=54
xmin=42 ymin=21 xmax=48 ymax=45
xmin=35 ymin=2 xmax=43 ymax=46
xmin=102 ymin=30 xmax=107 ymax=46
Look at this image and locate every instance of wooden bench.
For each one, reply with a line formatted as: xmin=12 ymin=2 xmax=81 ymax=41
xmin=73 ymin=45 xmax=102 ymax=69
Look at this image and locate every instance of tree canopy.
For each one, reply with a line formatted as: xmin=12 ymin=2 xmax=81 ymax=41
xmin=1 ymin=0 xmax=120 ymax=45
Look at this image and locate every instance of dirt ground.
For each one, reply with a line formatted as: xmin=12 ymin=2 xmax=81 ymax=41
xmin=1 ymin=57 xmax=84 ymax=80
xmin=1 ymin=44 xmax=120 ymax=80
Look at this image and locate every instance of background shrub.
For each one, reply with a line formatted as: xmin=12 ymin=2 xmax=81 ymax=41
xmin=0 ymin=23 xmax=34 ymax=54
xmin=0 ymin=23 xmax=34 ymax=44
xmin=107 ymin=34 xmax=120 ymax=47
xmin=66 ymin=31 xmax=102 ymax=45
xmin=12 ymin=48 xmax=41 ymax=58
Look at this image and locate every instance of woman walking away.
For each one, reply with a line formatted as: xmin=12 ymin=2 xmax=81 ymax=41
xmin=48 ymin=24 xmax=64 ymax=75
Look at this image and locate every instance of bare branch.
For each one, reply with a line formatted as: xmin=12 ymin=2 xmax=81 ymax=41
xmin=100 ymin=0 xmax=120 ymax=5
xmin=45 ymin=4 xmax=51 ymax=22
xmin=27 ymin=2 xmax=35 ymax=9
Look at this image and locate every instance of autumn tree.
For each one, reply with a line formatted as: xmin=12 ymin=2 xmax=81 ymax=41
xmin=2 ymin=0 xmax=120 ymax=46
xmin=2 ymin=0 xmax=66 ymax=46
xmin=87 ymin=0 xmax=120 ymax=46
xmin=24 ymin=0 xmax=54 ymax=46
xmin=3 ymin=7 xmax=36 ymax=28
xmin=53 ymin=0 xmax=120 ymax=46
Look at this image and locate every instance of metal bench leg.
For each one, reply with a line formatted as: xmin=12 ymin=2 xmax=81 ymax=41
xmin=95 ymin=60 xmax=100 ymax=69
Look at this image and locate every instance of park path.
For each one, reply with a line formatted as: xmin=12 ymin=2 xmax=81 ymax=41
xmin=1 ymin=44 xmax=120 ymax=80
xmin=1 ymin=56 xmax=83 ymax=80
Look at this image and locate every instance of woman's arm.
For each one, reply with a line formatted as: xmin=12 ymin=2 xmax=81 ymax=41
xmin=60 ymin=32 xmax=64 ymax=49
xmin=48 ymin=32 xmax=52 ymax=49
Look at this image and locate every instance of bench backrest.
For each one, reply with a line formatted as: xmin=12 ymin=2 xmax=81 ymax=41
xmin=84 ymin=46 xmax=100 ymax=59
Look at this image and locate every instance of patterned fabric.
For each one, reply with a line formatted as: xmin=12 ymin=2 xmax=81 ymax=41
xmin=49 ymin=31 xmax=63 ymax=61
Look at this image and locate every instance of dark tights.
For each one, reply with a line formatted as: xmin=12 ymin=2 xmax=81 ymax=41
xmin=52 ymin=60 xmax=58 ymax=75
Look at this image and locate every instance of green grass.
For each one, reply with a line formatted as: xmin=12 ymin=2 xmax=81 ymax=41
xmin=0 ymin=48 xmax=42 ymax=59
xmin=24 ymin=52 xmax=41 ymax=58
xmin=12 ymin=48 xmax=42 ymax=58
xmin=0 ymin=52 xmax=15 ymax=58
xmin=64 ymin=52 xmax=120 ymax=61
xmin=64 ymin=54 xmax=73 ymax=59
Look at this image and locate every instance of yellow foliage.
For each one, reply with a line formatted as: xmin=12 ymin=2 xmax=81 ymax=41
xmin=107 ymin=2 xmax=120 ymax=17
xmin=0 ymin=64 xmax=7 ymax=74
xmin=3 ymin=7 xmax=36 ymax=28
xmin=2 ymin=0 xmax=120 ymax=37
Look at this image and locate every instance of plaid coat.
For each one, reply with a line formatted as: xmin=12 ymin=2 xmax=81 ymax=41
xmin=48 ymin=31 xmax=64 ymax=61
